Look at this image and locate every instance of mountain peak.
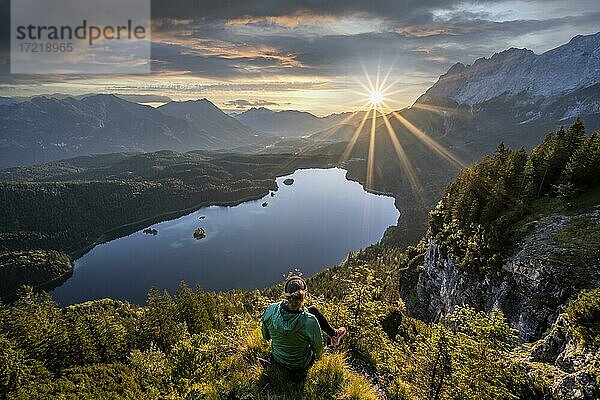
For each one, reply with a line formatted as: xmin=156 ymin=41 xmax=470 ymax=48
xmin=491 ymin=47 xmax=534 ymax=60
xmin=0 ymin=93 xmax=261 ymax=168
xmin=568 ymin=31 xmax=600 ymax=45
xmin=243 ymin=107 xmax=273 ymax=114
xmin=498 ymin=47 xmax=533 ymax=55
xmin=79 ymin=94 xmax=141 ymax=110
xmin=29 ymin=95 xmax=64 ymax=106
xmin=157 ymin=98 xmax=257 ymax=138
xmin=470 ymin=47 xmax=534 ymax=67
xmin=234 ymin=106 xmax=359 ymax=137
xmin=444 ymin=62 xmax=466 ymax=76
xmin=160 ymin=98 xmax=224 ymax=114
xmin=419 ymin=32 xmax=600 ymax=105
xmin=83 ymin=93 xmax=126 ymax=104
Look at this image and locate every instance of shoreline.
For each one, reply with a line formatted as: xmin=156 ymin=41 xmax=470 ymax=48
xmin=21 ymin=165 xmax=405 ymax=301
xmin=70 ymin=165 xmax=402 ymax=261
xmin=69 ymin=190 xmax=273 ymax=260
xmin=29 ymin=189 xmax=274 ymax=302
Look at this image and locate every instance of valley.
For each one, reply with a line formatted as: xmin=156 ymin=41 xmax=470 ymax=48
xmin=1 ymin=119 xmax=598 ymax=399
xmin=0 ymin=30 xmax=599 ymax=399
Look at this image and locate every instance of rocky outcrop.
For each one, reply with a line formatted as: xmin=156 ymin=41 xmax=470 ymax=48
xmin=525 ymin=314 xmax=600 ymax=399
xmin=405 ymin=208 xmax=600 ymax=342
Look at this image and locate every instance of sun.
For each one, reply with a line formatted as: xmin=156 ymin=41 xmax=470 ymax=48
xmin=336 ymin=62 xmax=466 ymax=199
xmin=368 ymin=90 xmax=384 ymax=107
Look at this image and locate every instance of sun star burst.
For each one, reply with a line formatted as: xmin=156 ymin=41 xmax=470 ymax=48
xmin=340 ymin=62 xmax=466 ymax=201
xmin=368 ymin=90 xmax=384 ymax=107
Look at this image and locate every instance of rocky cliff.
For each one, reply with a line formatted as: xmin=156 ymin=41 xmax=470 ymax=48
xmin=526 ymin=312 xmax=600 ymax=400
xmin=404 ymin=207 xmax=600 ymax=342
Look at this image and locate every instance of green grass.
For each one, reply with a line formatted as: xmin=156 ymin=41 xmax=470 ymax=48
xmin=512 ymin=185 xmax=600 ymax=241
xmin=553 ymin=214 xmax=600 ymax=248
xmin=564 ymin=289 xmax=600 ymax=347
xmin=257 ymin=352 xmax=379 ymax=400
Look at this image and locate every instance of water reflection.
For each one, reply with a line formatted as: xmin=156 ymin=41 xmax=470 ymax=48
xmin=53 ymin=168 xmax=400 ymax=305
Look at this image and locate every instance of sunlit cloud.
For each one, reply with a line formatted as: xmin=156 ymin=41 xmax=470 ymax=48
xmin=190 ymin=41 xmax=303 ymax=68
xmin=224 ymin=99 xmax=284 ymax=108
xmin=1 ymin=0 xmax=599 ymax=114
xmin=395 ymin=27 xmax=456 ymax=38
xmin=225 ymin=13 xmax=339 ymax=28
xmin=225 ymin=12 xmax=385 ymax=37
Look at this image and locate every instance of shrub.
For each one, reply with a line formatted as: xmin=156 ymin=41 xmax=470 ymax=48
xmin=304 ymin=353 xmax=347 ymax=399
xmin=340 ymin=374 xmax=379 ymax=400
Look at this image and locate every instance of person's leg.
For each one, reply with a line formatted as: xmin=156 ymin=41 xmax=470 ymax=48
xmin=307 ymin=305 xmax=336 ymax=337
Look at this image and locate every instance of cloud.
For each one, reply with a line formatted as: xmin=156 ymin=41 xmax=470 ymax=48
xmin=146 ymin=1 xmax=600 ymax=79
xmin=1 ymin=0 xmax=599 ymax=111
xmin=150 ymin=41 xmax=305 ymax=79
xmin=224 ymin=13 xmax=340 ymax=29
xmin=224 ymin=99 xmax=283 ymax=108
xmin=146 ymin=9 xmax=600 ymax=83
xmin=151 ymin=0 xmax=419 ymax=21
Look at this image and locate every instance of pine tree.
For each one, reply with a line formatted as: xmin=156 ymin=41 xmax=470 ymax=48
xmin=524 ymin=119 xmax=587 ymax=197
xmin=174 ymin=283 xmax=211 ymax=334
xmin=140 ymin=287 xmax=187 ymax=351
xmin=65 ymin=312 xmax=100 ymax=365
xmin=561 ymin=130 xmax=600 ymax=190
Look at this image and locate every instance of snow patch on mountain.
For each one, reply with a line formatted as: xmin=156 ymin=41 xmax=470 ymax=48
xmin=561 ymin=100 xmax=600 ymax=120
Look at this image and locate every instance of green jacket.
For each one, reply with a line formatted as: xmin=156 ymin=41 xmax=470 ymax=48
xmin=262 ymin=302 xmax=324 ymax=370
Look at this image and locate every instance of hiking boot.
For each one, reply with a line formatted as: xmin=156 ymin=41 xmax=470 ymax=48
xmin=330 ymin=327 xmax=347 ymax=346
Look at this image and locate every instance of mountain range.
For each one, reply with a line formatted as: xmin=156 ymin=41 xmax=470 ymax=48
xmin=9 ymin=93 xmax=173 ymax=104
xmin=233 ymin=107 xmax=365 ymax=137
xmin=159 ymin=99 xmax=258 ymax=143
xmin=0 ymin=32 xmax=598 ymax=170
xmin=413 ymin=32 xmax=600 ymax=154
xmin=307 ymin=32 xmax=600 ymax=169
xmin=421 ymin=33 xmax=600 ymax=105
xmin=0 ymin=95 xmax=261 ymax=169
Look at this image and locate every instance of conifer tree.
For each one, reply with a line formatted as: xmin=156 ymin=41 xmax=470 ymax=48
xmin=561 ymin=130 xmax=600 ymax=190
xmin=175 ymin=283 xmax=211 ymax=334
xmin=140 ymin=287 xmax=187 ymax=351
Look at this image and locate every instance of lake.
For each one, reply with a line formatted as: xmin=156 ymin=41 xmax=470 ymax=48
xmin=52 ymin=168 xmax=400 ymax=305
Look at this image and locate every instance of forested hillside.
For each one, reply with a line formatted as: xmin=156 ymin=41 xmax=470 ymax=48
xmin=399 ymin=118 xmax=600 ymax=339
xmin=1 ymin=119 xmax=598 ymax=399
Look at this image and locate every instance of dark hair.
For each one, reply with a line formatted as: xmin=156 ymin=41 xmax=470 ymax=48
xmin=284 ymin=276 xmax=307 ymax=311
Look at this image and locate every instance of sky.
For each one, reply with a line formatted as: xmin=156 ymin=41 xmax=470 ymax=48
xmin=0 ymin=0 xmax=599 ymax=115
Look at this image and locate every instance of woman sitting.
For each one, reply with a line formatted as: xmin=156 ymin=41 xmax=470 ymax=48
xmin=261 ymin=275 xmax=346 ymax=371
